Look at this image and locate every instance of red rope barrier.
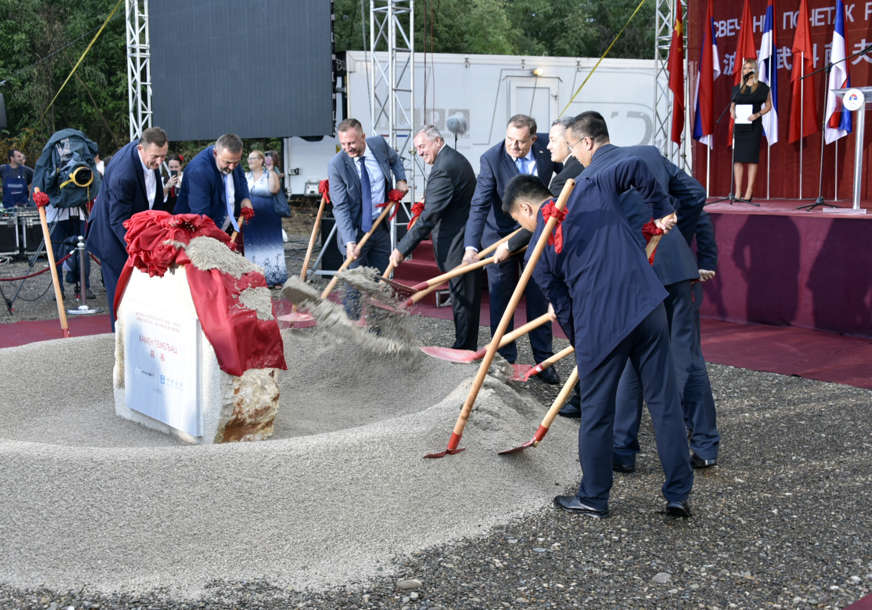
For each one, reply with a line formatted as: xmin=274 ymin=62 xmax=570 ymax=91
xmin=0 ymin=251 xmax=75 ymax=282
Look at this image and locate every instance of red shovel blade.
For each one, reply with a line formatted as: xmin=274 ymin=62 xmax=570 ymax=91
xmin=499 ymin=425 xmax=550 ymax=455
xmin=497 ymin=438 xmax=537 ymax=455
xmin=424 ymin=431 xmax=465 ymax=458
xmin=512 ymin=364 xmax=534 ymax=381
xmin=277 ymin=311 xmax=317 ymax=329
xmin=419 ymin=345 xmax=486 ymax=363
xmin=379 ymin=277 xmax=417 ymax=296
xmin=423 ymin=447 xmax=466 ymax=459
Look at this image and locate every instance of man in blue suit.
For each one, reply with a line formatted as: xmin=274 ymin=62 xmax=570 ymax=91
xmin=174 ymin=133 xmax=252 ymax=232
xmin=86 ymin=127 xmax=169 ymax=328
xmin=327 ymin=118 xmax=407 ymax=318
xmin=502 ymin=139 xmax=694 ymax=518
xmin=462 ymin=114 xmax=558 ymax=382
xmin=561 ymin=115 xmax=716 ymax=473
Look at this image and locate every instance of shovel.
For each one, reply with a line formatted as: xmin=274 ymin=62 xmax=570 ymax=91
xmin=424 ymin=178 xmax=576 ymax=459
xmin=320 ymin=199 xmax=399 ymax=300
xmin=420 ymin=312 xmax=552 ymax=363
xmin=522 ymin=345 xmax=575 ymax=381
xmin=403 ymin=246 xmax=526 ymax=309
xmin=300 ymin=190 xmax=329 ymax=282
xmin=498 ymin=366 xmax=579 ymax=455
xmin=33 ymin=190 xmax=70 ymax=338
xmin=384 ymin=228 xmax=524 ymax=297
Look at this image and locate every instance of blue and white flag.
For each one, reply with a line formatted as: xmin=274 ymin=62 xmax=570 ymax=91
xmin=758 ymin=0 xmax=779 ymax=144
xmin=824 ymin=0 xmax=852 ymax=144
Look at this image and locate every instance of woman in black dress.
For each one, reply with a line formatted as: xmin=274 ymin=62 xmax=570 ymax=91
xmin=730 ymin=58 xmax=772 ymax=202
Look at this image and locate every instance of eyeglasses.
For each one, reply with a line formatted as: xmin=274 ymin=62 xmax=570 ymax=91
xmin=566 ymin=135 xmax=591 ymax=152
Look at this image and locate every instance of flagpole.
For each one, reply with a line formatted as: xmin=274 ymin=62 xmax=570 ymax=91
xmin=706 ymin=145 xmax=710 ymax=197
xmin=834 ymin=140 xmax=838 ymax=200
xmin=767 ymin=144 xmax=771 ymax=200
xmin=799 ymin=52 xmax=804 ymax=199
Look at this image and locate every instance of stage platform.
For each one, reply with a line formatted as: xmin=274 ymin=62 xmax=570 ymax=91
xmin=702 ymin=198 xmax=872 ymax=338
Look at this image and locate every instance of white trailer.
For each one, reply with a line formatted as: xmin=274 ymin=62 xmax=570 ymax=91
xmin=283 ymin=50 xmax=657 ymax=197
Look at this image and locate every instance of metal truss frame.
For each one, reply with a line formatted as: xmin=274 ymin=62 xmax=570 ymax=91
xmin=369 ymin=0 xmax=415 ymax=249
xmin=653 ymin=0 xmax=690 ymax=172
xmin=125 ymin=0 xmax=152 ymax=141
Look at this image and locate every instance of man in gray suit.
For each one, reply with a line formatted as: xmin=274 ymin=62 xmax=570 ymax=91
xmin=390 ymin=125 xmax=481 ymax=350
xmin=327 ymin=118 xmax=407 ymax=318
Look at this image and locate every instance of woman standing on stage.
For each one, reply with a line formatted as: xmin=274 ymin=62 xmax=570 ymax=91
xmin=730 ymin=58 xmax=772 ymax=202
xmin=244 ymin=150 xmax=288 ymax=286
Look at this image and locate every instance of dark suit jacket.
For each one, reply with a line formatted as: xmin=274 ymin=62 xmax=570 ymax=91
xmin=327 ymin=135 xmax=407 ymax=248
xmin=464 ymin=134 xmax=555 ymax=250
xmin=174 ymin=145 xmax=250 ymax=228
xmin=86 ymin=140 xmax=161 ymax=273
xmin=397 ymin=145 xmax=475 ymax=269
xmin=694 ymin=210 xmax=718 ymax=270
xmin=549 ymin=155 xmax=584 ymax=198
xmin=584 ymin=144 xmax=703 ymax=286
xmin=507 ymin=155 xmax=586 ymax=252
xmin=529 ymin=156 xmax=673 ymax=377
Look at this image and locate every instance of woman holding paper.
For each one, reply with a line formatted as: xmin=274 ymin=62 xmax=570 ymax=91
xmin=731 ymin=58 xmax=772 ymax=202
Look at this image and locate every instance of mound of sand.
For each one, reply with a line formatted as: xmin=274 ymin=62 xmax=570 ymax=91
xmin=0 ymin=317 xmax=581 ymax=597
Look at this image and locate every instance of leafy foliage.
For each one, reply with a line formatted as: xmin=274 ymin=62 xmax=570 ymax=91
xmin=2 ymin=0 xmax=653 ymax=165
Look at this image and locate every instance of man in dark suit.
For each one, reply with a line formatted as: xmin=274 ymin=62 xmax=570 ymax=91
xmin=503 ymin=163 xmax=693 ymax=519
xmin=174 ymin=133 xmax=252 ymax=232
xmin=389 ymin=126 xmax=480 ymax=350
xmin=86 ymin=127 xmax=169 ymax=328
xmin=682 ymin=210 xmax=720 ymax=467
xmin=462 ymin=114 xmax=558 ymax=382
xmin=327 ymin=118 xmax=407 ymax=318
xmin=561 ymin=115 xmax=713 ymax=474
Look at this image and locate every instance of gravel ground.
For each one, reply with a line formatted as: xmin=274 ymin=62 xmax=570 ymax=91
xmin=1 ymin=214 xmax=871 ymax=609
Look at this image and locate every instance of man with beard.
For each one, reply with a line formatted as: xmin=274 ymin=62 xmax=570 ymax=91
xmin=175 ymin=133 xmax=253 ymax=232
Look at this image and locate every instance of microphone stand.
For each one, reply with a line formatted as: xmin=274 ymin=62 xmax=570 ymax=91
xmin=798 ymin=42 xmax=872 ymax=211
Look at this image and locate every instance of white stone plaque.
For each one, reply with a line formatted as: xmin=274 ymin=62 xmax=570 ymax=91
xmin=121 ymin=268 xmax=201 ymax=437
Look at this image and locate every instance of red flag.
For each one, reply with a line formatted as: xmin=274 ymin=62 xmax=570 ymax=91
xmin=789 ymin=0 xmax=819 ymax=143
xmin=733 ymin=0 xmax=757 ymax=86
xmin=729 ymin=0 xmax=758 ymax=144
xmin=668 ymin=3 xmax=684 ymax=144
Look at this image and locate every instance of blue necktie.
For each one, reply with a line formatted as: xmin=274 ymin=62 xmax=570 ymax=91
xmin=517 ymin=157 xmax=528 ymax=175
xmin=359 ymin=156 xmax=373 ymax=232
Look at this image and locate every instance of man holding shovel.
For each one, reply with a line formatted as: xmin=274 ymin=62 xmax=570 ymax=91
xmin=328 ymin=118 xmax=407 ymax=319
xmin=502 ymin=158 xmax=694 ymax=518
xmin=462 ymin=114 xmax=559 ymax=383
xmin=389 ymin=126 xmax=480 ymax=351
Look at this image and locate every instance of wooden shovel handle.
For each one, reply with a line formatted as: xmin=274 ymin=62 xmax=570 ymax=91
xmin=447 ymin=178 xmax=576 ymax=445
xmin=301 ymin=193 xmax=328 ymax=282
xmin=37 ymin=203 xmax=70 ymax=337
xmin=320 ymin=199 xmax=398 ymax=299
xmin=382 ymin=258 xmax=398 ymax=280
xmin=229 ymin=214 xmax=245 ymax=244
xmin=539 ymin=366 xmax=579 ymax=432
xmin=498 ymin=312 xmax=552 ymax=348
xmin=475 ymin=227 xmax=522 ymax=260
xmin=406 ymin=245 xmax=527 ymax=306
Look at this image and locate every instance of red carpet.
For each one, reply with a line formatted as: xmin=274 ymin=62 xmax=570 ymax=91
xmin=2 ymin=304 xmax=869 ymax=391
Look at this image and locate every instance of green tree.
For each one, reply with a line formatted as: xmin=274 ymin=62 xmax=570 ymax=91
xmin=0 ymin=0 xmax=126 ymax=161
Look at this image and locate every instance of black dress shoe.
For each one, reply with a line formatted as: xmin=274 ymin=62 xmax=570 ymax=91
xmin=612 ymin=459 xmax=635 ymax=474
xmin=553 ymin=495 xmax=608 ymax=518
xmin=537 ymin=366 xmax=561 ymax=385
xmin=690 ymin=453 xmax=717 ymax=469
xmin=665 ymin=500 xmax=692 ymax=518
xmin=558 ymin=403 xmax=581 ymax=418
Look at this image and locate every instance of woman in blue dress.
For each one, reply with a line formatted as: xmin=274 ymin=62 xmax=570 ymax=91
xmin=244 ymin=150 xmax=288 ymax=286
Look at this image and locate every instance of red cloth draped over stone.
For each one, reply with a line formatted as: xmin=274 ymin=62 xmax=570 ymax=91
xmin=115 ymin=210 xmax=287 ymax=376
xmin=541 ymin=199 xmax=567 ymax=254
